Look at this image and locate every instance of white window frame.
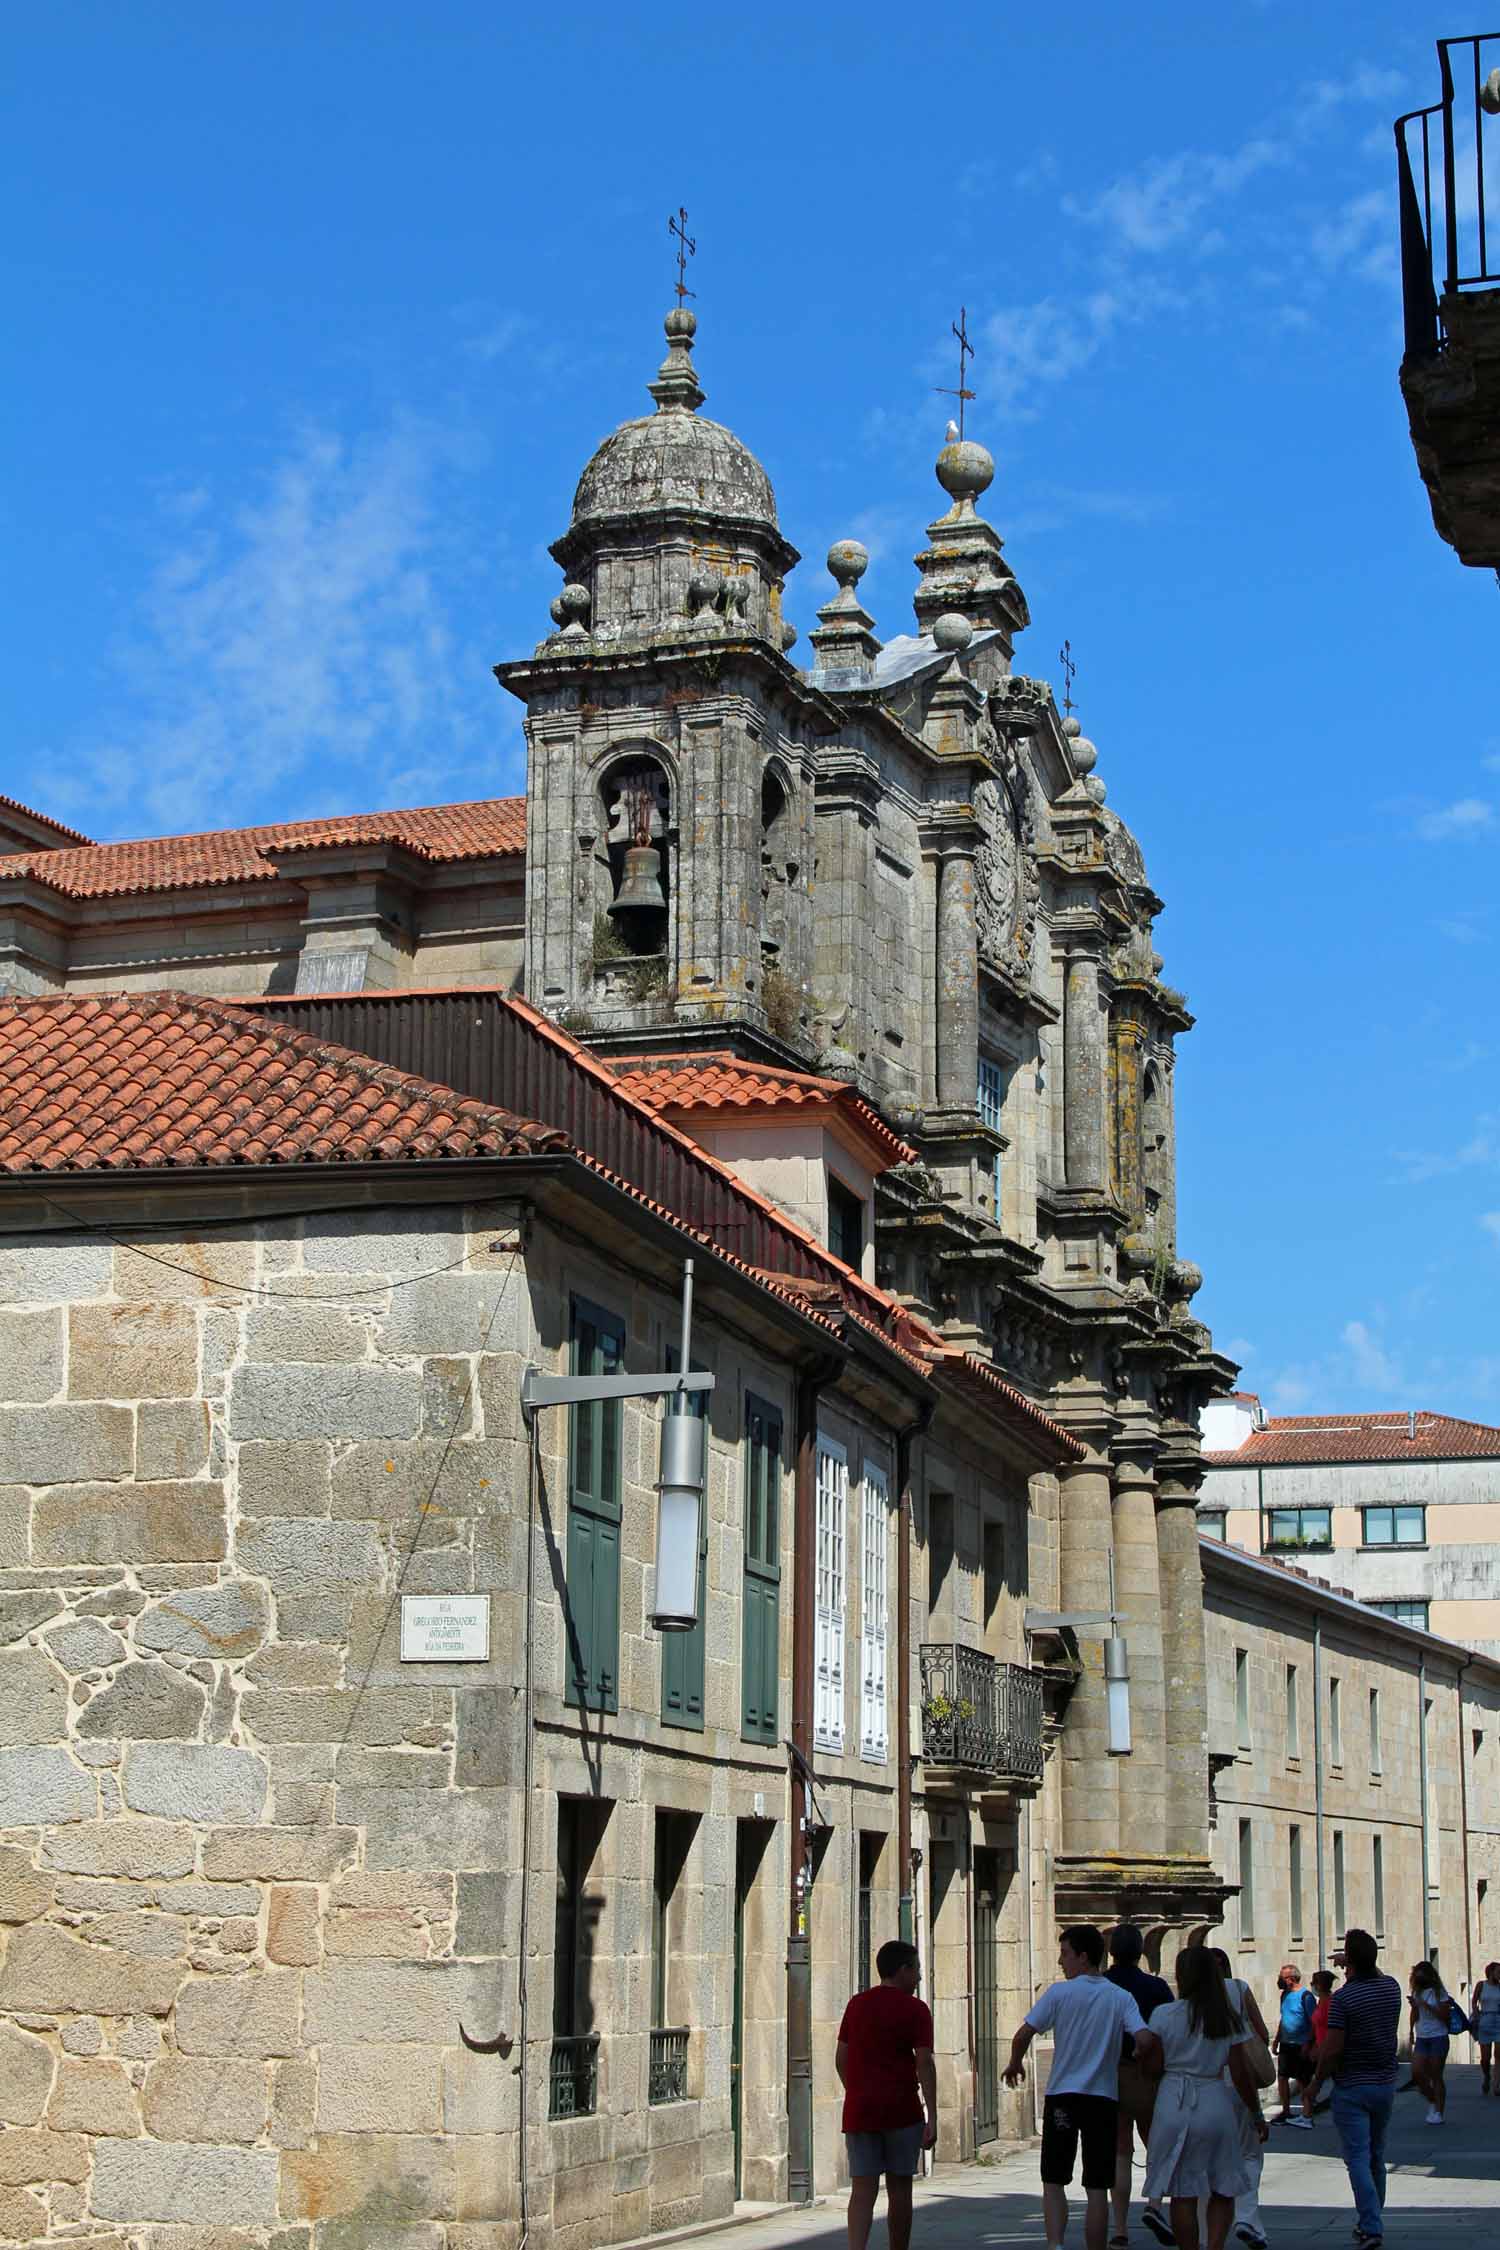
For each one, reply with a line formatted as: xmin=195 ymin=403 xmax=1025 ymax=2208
xmin=814 ymin=1435 xmax=848 ymax=1753
xmin=860 ymin=1460 xmax=890 ymax=1763
xmin=978 ymin=1057 xmax=1006 ymax=1218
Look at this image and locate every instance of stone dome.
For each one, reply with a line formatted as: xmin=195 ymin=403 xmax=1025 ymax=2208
xmin=567 ymin=307 xmax=782 ymax=537
xmin=571 ymin=410 xmax=780 ymax=534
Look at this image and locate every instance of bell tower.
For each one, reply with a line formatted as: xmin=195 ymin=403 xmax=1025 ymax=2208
xmin=498 ymin=308 xmax=820 ymax=1052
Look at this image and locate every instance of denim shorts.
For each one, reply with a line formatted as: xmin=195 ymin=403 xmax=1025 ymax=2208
xmin=1414 ymin=2034 xmax=1450 ymax=2056
xmin=845 ymin=2123 xmax=924 ymax=2178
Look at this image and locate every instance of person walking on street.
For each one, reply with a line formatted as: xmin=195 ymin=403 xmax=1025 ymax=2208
xmin=1141 ymin=1946 xmax=1266 ymax=2250
xmin=835 ymin=1939 xmax=937 ymax=2250
xmin=1106 ymin=1923 xmax=1174 ymax=2248
xmin=1004 ymin=1925 xmax=1163 ymax=2250
xmin=1473 ymin=1961 xmax=1500 ymax=2094
xmin=1407 ymin=1961 xmax=1453 ymax=2123
xmin=1300 ymin=1928 xmax=1402 ymax=2248
xmin=1207 ymin=1948 xmax=1271 ymax=2250
xmin=1308 ymin=1971 xmax=1334 ymax=2057
xmin=1271 ymin=1966 xmax=1315 ymax=2129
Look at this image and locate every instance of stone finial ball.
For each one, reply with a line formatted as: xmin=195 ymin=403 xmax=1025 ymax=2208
xmin=559 ymin=582 xmax=591 ymax=624
xmin=1084 ymin=774 xmax=1107 ymax=806
xmin=936 ymin=438 xmax=995 ymax=504
xmin=687 ymin=571 xmax=721 ymax=614
xmin=664 ymin=306 xmax=698 ymax=342
xmin=1070 ymin=734 xmax=1098 ymax=774
xmin=827 ymin=538 xmax=869 ymax=588
xmin=549 ymin=594 xmax=567 ymax=627
xmin=932 ymin=612 xmax=973 ymax=652
xmin=1170 ymin=1258 xmax=1204 ymax=1300
xmin=1062 ymin=715 xmax=1082 ymax=739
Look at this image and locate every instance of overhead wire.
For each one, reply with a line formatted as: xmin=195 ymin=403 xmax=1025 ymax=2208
xmin=17 ymin=1184 xmax=517 ymax=1304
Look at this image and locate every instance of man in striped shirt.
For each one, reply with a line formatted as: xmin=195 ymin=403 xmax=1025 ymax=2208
xmin=1302 ymin=1929 xmax=1402 ymax=2248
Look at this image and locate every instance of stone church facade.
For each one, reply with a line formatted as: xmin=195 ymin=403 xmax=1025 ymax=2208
xmin=0 ymin=306 xmax=1243 ymax=2247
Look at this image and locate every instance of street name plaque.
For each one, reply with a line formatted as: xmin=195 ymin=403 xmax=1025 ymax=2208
xmin=399 ymin=1594 xmax=490 ymax=1663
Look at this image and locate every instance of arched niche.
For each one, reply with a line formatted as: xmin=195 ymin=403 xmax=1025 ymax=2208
xmin=593 ymin=750 xmax=673 ymax=963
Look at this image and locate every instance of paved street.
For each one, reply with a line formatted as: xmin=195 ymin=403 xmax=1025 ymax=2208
xmin=685 ymin=2070 xmax=1498 ymax=2248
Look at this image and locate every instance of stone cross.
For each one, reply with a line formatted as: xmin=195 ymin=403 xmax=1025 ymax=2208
xmin=669 ymin=207 xmax=696 ymax=303
xmin=935 ymin=306 xmax=976 ymax=439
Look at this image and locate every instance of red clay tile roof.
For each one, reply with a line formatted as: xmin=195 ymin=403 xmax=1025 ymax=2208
xmin=1203 ymin=1411 xmax=1500 ymax=1467
xmin=0 ymin=796 xmax=94 ymax=848
xmin=614 ymin=1052 xmax=917 ymax=1167
xmin=0 ymin=992 xmax=564 ymax=1171
xmin=0 ymin=798 xmax=525 ymax=902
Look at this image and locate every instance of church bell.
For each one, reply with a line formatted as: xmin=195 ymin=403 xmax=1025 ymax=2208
xmin=609 ymin=841 xmax=668 ymax=917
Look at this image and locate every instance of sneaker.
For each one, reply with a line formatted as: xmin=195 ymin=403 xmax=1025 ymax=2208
xmin=1235 ymin=2227 xmax=1268 ymax=2247
xmin=1285 ymin=2113 xmax=1315 ymax=2128
xmin=1425 ymin=2106 xmax=1443 ymax=2123
xmin=1141 ymin=2211 xmax=1175 ymax=2246
xmin=1353 ymin=2232 xmax=1382 ymax=2248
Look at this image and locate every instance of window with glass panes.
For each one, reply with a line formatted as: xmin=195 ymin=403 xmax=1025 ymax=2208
xmin=741 ymin=1396 xmax=783 ymax=1744
xmin=814 ymin=1436 xmax=848 ymax=1752
xmin=1370 ymin=1598 xmax=1429 ymax=1629
xmin=1362 ymin=1504 xmax=1425 ymax=1546
xmin=1265 ymin=1506 xmax=1331 ymax=1550
xmin=859 ymin=1462 xmax=890 ymax=1762
xmin=978 ymin=1058 xmax=1006 ymax=1218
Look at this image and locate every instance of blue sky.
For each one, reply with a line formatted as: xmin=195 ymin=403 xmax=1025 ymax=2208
xmin=3 ymin=5 xmax=1497 ymax=1419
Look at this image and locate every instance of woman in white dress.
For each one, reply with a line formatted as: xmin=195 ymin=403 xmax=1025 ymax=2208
xmin=1144 ymin=1948 xmax=1269 ymax=2250
xmin=1209 ymin=1947 xmax=1271 ymax=2249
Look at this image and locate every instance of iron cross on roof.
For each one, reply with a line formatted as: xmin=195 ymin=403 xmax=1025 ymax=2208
xmin=669 ymin=207 xmax=697 ymax=303
xmin=935 ymin=306 xmax=976 ymax=439
xmin=1058 ymin=638 xmax=1077 ymax=717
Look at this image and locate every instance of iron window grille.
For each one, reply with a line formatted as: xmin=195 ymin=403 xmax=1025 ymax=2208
xmin=548 ymin=2034 xmax=600 ymax=2119
xmin=648 ymin=2027 xmax=690 ymax=2105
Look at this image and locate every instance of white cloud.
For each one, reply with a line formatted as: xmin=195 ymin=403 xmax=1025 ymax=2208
xmin=1342 ymin=1319 xmax=1401 ymax=1392
xmin=1065 ymin=139 xmax=1284 ymax=257
xmin=1310 ymin=188 xmax=1394 ymax=283
xmin=1416 ymin=797 xmax=1496 ymax=841
xmin=48 ymin=415 xmax=495 ymax=840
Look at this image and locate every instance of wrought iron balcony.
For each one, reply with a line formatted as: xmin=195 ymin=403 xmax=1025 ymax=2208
xmin=919 ymin=1642 xmax=1044 ymax=1782
xmin=1397 ymin=36 xmax=1500 ymax=567
xmin=548 ymin=2033 xmax=599 ymax=2119
xmin=648 ymin=2025 xmax=690 ymax=2104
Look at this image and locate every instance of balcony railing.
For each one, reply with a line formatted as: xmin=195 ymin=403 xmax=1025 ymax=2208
xmin=919 ymin=1643 xmax=1044 ymax=1781
xmin=1397 ymin=34 xmax=1500 ymax=358
xmin=648 ymin=2026 xmax=690 ymax=2104
xmin=548 ymin=2033 xmax=599 ymax=2119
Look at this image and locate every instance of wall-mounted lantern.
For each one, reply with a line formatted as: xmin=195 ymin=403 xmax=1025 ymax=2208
xmin=521 ymin=1257 xmax=712 ymax=1633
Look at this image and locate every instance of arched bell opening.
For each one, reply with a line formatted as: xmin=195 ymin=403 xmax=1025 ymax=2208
xmin=599 ymin=757 xmax=671 ymax=962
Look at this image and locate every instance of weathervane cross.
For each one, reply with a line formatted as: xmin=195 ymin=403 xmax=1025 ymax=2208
xmin=1059 ymin=638 xmax=1077 ymax=718
xmin=934 ymin=305 xmax=976 ymax=439
xmin=669 ymin=207 xmax=697 ymax=303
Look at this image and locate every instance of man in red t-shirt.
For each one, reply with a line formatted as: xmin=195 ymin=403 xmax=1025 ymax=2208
xmin=836 ymin=1939 xmax=937 ymax=2250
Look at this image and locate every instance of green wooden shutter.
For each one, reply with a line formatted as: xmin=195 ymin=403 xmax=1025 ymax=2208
xmin=741 ymin=1395 xmax=783 ymax=1744
xmin=565 ymin=1298 xmax=625 ymax=1713
xmin=661 ymin=1351 xmax=707 ymax=1732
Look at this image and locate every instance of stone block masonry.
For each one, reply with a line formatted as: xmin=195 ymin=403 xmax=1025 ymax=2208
xmin=0 ymin=1206 xmax=526 ymax=2250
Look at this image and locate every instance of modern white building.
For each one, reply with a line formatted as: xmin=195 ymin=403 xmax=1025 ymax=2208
xmin=1200 ymin=1396 xmax=1500 ymax=1655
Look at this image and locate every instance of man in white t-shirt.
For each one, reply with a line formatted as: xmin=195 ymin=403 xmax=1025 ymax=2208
xmin=1004 ymin=1925 xmax=1163 ymax=2250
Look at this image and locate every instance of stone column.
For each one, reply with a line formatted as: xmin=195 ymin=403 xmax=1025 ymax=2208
xmin=1156 ymin=1468 xmax=1211 ymax=1859
xmin=1111 ymin=1016 xmax=1147 ymax=1225
xmin=935 ymin=852 xmax=979 ymax=1109
xmin=1063 ymin=949 xmax=1107 ymax=1190
xmin=1056 ymin=1437 xmax=1118 ymax=1855
xmin=1110 ymin=1450 xmax=1166 ymax=1858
